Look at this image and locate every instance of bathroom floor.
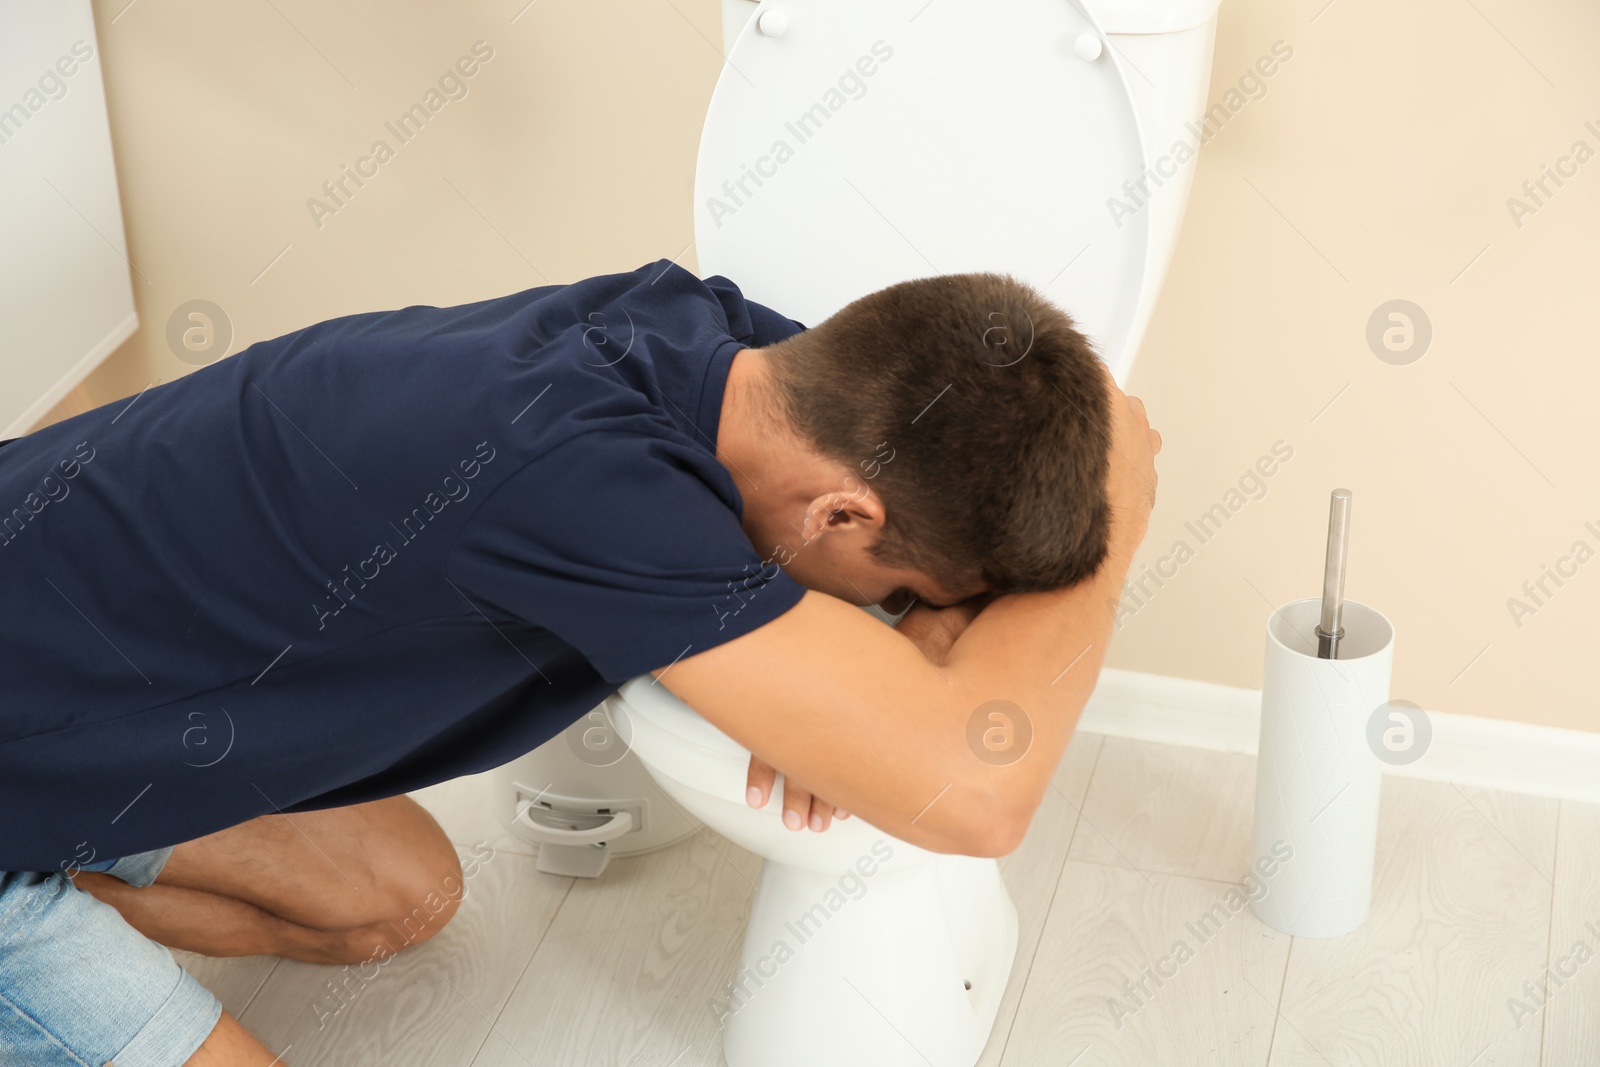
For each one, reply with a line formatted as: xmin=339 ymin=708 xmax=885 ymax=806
xmin=173 ymin=731 xmax=1599 ymax=1066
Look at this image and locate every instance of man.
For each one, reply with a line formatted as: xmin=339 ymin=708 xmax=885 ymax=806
xmin=0 ymin=259 xmax=1158 ymax=1064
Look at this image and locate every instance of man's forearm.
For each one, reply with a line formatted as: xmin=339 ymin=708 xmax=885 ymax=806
xmin=940 ymin=536 xmax=1137 ymax=841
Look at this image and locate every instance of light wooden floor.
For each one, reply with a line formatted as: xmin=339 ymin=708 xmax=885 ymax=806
xmin=172 ymin=733 xmax=1600 ymax=1066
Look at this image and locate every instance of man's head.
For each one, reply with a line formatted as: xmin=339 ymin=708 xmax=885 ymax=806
xmin=720 ymin=272 xmax=1113 ymax=614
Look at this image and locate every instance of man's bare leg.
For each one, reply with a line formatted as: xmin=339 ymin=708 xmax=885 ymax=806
xmin=75 ymin=795 xmax=466 ymax=965
xmin=184 ymin=1011 xmax=283 ymax=1066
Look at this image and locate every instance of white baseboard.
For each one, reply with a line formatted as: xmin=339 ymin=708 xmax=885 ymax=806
xmin=1080 ymin=667 xmax=1600 ymax=806
xmin=6 ymin=311 xmax=139 ymax=439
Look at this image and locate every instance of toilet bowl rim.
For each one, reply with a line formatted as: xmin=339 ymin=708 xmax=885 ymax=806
xmin=606 ymin=679 xmax=750 ymax=764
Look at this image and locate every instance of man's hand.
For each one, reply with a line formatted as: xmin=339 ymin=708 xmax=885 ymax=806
xmin=745 ymin=754 xmax=845 ymax=831
xmin=744 ymin=596 xmax=991 ymax=831
xmin=895 ymin=596 xmax=991 ymax=666
xmin=1102 ymin=366 xmax=1160 ymax=558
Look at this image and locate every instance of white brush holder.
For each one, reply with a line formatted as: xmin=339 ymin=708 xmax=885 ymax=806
xmin=1250 ymin=597 xmax=1393 ymax=939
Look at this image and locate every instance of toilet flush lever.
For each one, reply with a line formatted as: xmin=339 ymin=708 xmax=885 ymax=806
xmin=758 ymin=8 xmax=788 ymax=36
xmin=1074 ymin=32 xmax=1103 ymax=61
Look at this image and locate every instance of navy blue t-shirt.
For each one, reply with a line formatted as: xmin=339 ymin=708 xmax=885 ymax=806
xmin=0 ymin=260 xmax=809 ymax=872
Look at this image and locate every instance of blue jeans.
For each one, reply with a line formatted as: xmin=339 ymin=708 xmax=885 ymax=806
xmin=0 ymin=848 xmax=223 ymax=1065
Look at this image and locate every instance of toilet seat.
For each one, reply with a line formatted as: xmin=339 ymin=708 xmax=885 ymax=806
xmin=694 ymin=0 xmax=1154 ymax=379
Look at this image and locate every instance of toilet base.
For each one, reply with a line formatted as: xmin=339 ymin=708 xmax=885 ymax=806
xmin=714 ymin=848 xmax=1019 ymax=1067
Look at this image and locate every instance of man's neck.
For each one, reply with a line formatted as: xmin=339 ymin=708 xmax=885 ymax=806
xmin=718 ymin=348 xmax=811 ymax=547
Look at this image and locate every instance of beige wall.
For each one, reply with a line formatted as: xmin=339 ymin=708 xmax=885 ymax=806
xmin=56 ymin=0 xmax=1599 ymax=732
xmin=1117 ymin=0 xmax=1600 ymax=733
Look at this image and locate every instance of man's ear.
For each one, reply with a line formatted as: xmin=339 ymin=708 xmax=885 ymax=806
xmin=802 ymin=485 xmax=885 ymax=541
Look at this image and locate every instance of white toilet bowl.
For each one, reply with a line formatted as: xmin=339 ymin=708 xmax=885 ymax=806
xmin=607 ymin=677 xmax=1019 ymax=1067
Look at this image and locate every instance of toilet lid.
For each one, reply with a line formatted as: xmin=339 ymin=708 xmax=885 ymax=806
xmin=694 ymin=0 xmax=1152 ymax=378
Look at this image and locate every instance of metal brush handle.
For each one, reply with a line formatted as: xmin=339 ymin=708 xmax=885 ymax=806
xmin=1315 ymin=489 xmax=1352 ymax=659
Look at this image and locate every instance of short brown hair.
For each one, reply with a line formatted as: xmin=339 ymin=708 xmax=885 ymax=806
xmin=762 ymin=272 xmax=1112 ymax=595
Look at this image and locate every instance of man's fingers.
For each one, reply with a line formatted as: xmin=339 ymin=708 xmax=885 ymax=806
xmin=749 ymin=755 xmax=847 ymax=831
xmin=746 ymin=755 xmax=777 ymax=808
xmin=782 ymin=780 xmax=813 ymax=831
xmin=809 ymin=796 xmax=836 ymax=832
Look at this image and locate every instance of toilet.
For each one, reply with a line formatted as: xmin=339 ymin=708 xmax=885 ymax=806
xmin=506 ymin=1 xmax=1221 ymax=1063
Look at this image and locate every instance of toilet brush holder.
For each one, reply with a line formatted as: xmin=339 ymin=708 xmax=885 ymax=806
xmin=1249 ymin=597 xmax=1394 ymax=938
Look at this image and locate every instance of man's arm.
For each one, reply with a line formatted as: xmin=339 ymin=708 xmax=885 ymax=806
xmin=742 ymin=593 xmax=997 ymax=834
xmin=651 ymin=385 xmax=1157 ymax=857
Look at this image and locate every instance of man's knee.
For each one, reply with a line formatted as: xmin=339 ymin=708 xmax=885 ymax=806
xmin=318 ymin=911 xmax=447 ymax=967
xmin=384 ymin=849 xmax=467 ymax=947
xmin=333 ymin=849 xmax=465 ymax=964
xmin=304 ymin=800 xmax=466 ymax=964
xmin=330 ymin=796 xmax=465 ymax=923
xmin=315 ymin=880 xmax=464 ymax=965
xmin=377 ymin=799 xmax=467 ymax=927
